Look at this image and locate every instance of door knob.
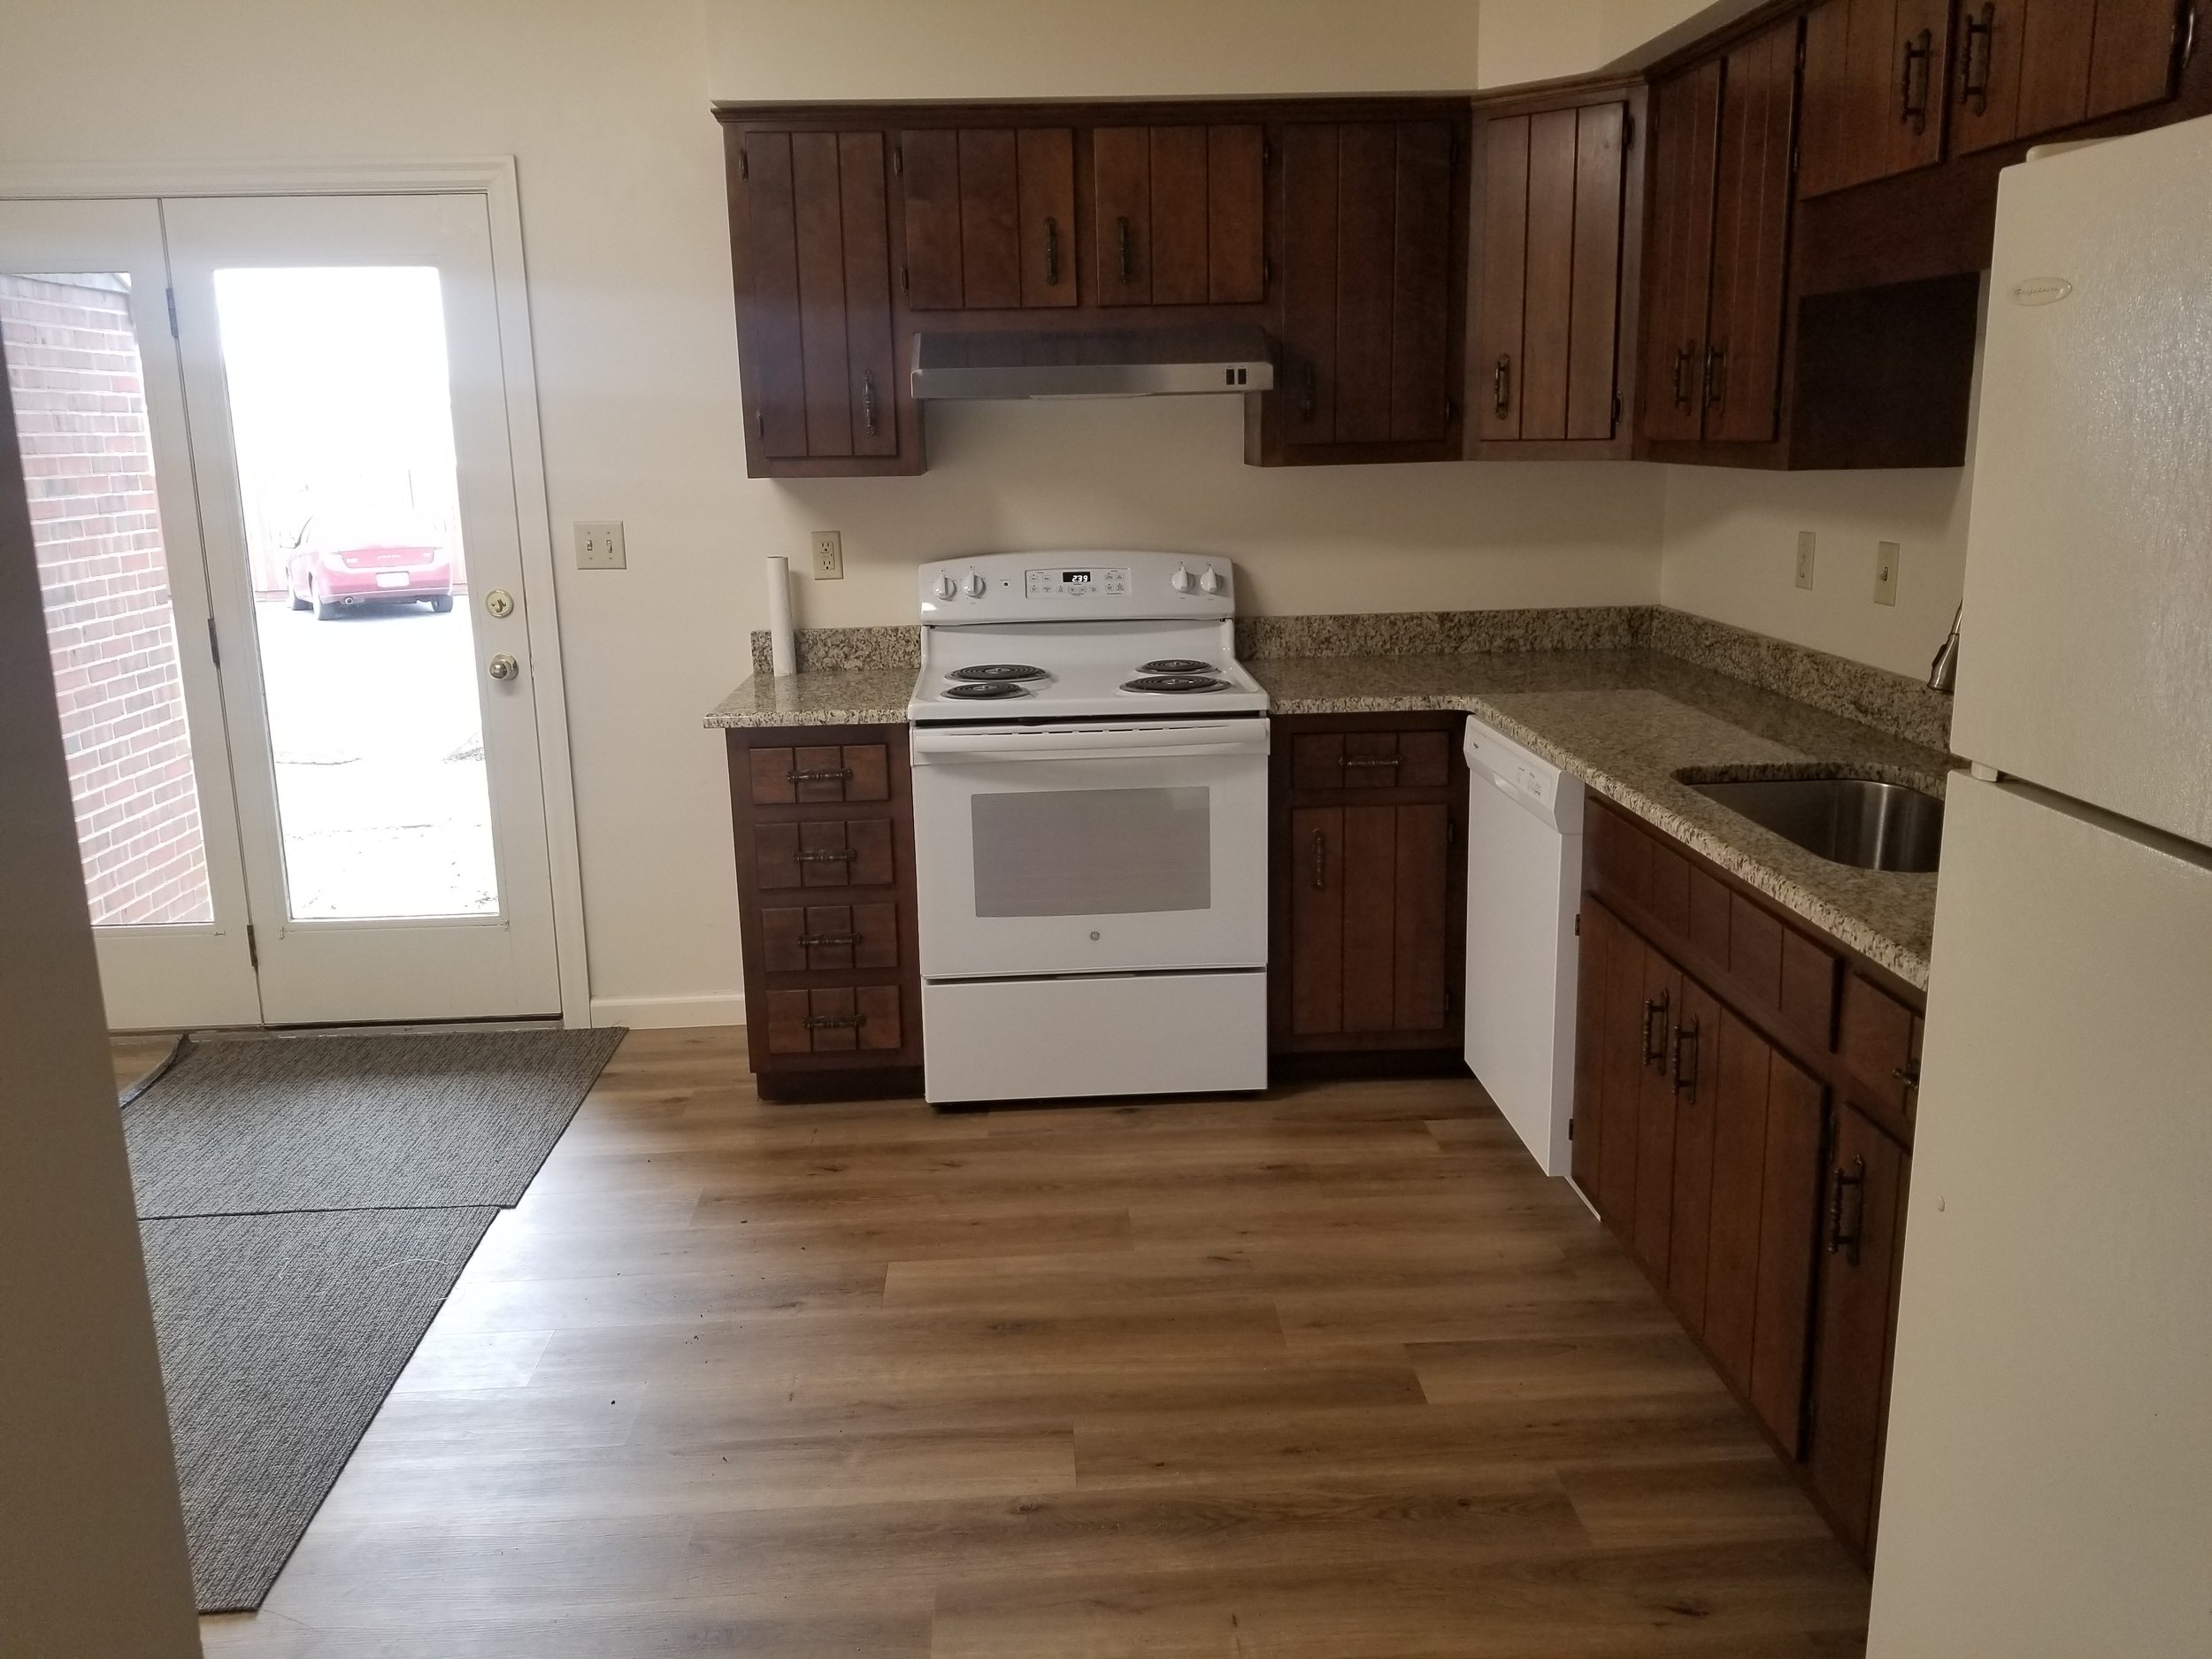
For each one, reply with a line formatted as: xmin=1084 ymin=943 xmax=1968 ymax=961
xmin=488 ymin=653 xmax=519 ymax=681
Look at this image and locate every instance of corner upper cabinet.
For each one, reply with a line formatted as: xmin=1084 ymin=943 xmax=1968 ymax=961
xmin=1471 ymin=85 xmax=1643 ymax=457
xmin=898 ymin=127 xmax=1078 ymax=311
xmin=725 ymin=124 xmax=917 ymax=478
xmin=1092 ymin=124 xmax=1266 ymax=306
xmin=1640 ymin=19 xmax=1801 ymax=452
xmin=1950 ymin=0 xmax=2191 ymax=156
xmin=1256 ymin=110 xmax=1471 ymax=465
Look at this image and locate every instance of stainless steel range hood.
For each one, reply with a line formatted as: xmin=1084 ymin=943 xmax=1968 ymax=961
xmin=910 ymin=325 xmax=1275 ymax=401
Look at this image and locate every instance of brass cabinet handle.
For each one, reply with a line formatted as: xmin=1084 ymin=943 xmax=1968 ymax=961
xmin=1116 ymin=215 xmax=1133 ymax=282
xmin=1493 ymin=354 xmax=1513 ymax=417
xmin=787 ymin=767 xmax=854 ymax=784
xmin=1339 ymin=756 xmax=1403 ymax=770
xmin=1673 ymin=343 xmax=1695 ymax=411
xmin=1827 ymin=1155 xmax=1869 ymax=1264
xmin=1958 ymin=4 xmax=1995 ymax=114
xmin=860 ymin=371 xmax=878 ymax=436
xmin=1671 ymin=1015 xmax=1701 ymax=1098
xmin=1311 ymin=826 xmax=1327 ymax=890
xmin=798 ymin=933 xmax=862 ymax=949
xmin=792 ymin=849 xmax=859 ymax=864
xmin=1641 ymin=990 xmax=1671 ymax=1066
xmin=803 ymin=1013 xmax=866 ymax=1031
xmin=1901 ymin=27 xmax=1934 ymax=134
xmin=1044 ymin=215 xmax=1061 ymax=286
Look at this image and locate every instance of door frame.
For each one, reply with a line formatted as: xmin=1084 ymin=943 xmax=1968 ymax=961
xmin=0 ymin=157 xmax=591 ymax=1027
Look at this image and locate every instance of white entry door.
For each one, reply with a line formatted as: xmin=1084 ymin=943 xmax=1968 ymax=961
xmin=1 ymin=190 xmax=566 ymax=1027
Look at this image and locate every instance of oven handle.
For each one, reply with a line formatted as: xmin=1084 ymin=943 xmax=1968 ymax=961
xmin=910 ymin=721 xmax=1270 ymax=764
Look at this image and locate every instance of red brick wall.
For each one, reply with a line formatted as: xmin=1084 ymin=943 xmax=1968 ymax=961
xmin=3 ymin=273 xmax=211 ymax=926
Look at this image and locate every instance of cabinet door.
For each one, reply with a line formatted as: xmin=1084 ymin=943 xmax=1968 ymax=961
xmin=901 ymin=127 xmax=1075 ymax=310
xmin=1641 ymin=59 xmax=1722 ymax=442
xmin=1952 ymin=0 xmax=2094 ymax=155
xmin=1094 ymin=124 xmax=1267 ymax=308
xmin=2085 ymin=0 xmax=2188 ymax=119
xmin=1705 ymin=19 xmax=1800 ymax=445
xmin=1808 ymin=1100 xmax=1909 ymax=1557
xmin=735 ymin=129 xmax=899 ymax=466
xmin=1476 ymin=102 xmax=1628 ymax=444
xmin=1280 ymin=120 xmax=1458 ymax=449
xmin=1287 ymin=803 xmax=1453 ymax=1039
xmin=1801 ymin=0 xmax=1951 ymax=197
xmin=1664 ymin=974 xmax=1724 ymax=1331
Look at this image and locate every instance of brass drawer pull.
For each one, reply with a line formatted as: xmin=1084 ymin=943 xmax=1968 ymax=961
xmin=1827 ymin=1155 xmax=1868 ymax=1264
xmin=798 ymin=933 xmax=862 ymax=948
xmin=792 ymin=849 xmax=859 ymax=864
xmin=787 ymin=767 xmax=854 ymax=784
xmin=1044 ymin=215 xmax=1060 ymax=285
xmin=1311 ymin=826 xmax=1327 ymax=890
xmin=803 ymin=1013 xmax=866 ymax=1031
xmin=1493 ymin=354 xmax=1512 ymax=417
xmin=1339 ymin=756 xmax=1402 ymax=769
xmin=1900 ymin=27 xmax=1934 ymax=134
xmin=1641 ymin=990 xmax=1671 ymax=1066
xmin=1671 ymin=1015 xmax=1701 ymax=1098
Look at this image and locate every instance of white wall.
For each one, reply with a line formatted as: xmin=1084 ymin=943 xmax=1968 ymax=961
xmin=0 ymin=0 xmax=1668 ymax=1025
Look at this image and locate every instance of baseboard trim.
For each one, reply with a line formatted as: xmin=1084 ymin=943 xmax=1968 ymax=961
xmin=588 ymin=993 xmax=745 ymax=1030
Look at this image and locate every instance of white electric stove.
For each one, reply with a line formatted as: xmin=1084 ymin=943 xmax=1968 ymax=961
xmin=907 ymin=552 xmax=1270 ymax=1105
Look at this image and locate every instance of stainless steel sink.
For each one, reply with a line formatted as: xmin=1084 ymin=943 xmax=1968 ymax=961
xmin=1686 ymin=775 xmax=1946 ymax=872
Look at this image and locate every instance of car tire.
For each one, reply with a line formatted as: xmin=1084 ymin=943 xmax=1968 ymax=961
xmin=428 ymin=595 xmax=454 ymax=614
xmin=290 ymin=587 xmax=311 ymax=612
xmin=313 ymin=585 xmax=343 ymax=621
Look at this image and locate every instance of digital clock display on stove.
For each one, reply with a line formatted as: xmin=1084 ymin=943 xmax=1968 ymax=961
xmin=1025 ymin=567 xmax=1128 ymax=597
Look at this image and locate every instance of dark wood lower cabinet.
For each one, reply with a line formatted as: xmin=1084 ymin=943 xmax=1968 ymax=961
xmin=1576 ymin=799 xmax=1920 ymax=1566
xmin=1271 ymin=714 xmax=1465 ymax=1063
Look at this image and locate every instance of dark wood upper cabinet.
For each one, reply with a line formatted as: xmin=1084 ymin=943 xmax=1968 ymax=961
xmin=899 ymin=127 xmax=1076 ymax=310
xmin=728 ymin=127 xmax=911 ymax=477
xmin=1640 ymin=19 xmax=1799 ymax=449
xmin=1471 ymin=87 xmax=1641 ymax=455
xmin=1267 ymin=116 xmax=1468 ymax=463
xmin=1800 ymin=0 xmax=1954 ymax=198
xmin=1953 ymin=0 xmax=2188 ymax=155
xmin=1093 ymin=124 xmax=1266 ymax=306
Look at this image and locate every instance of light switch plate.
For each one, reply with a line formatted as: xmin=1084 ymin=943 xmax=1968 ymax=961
xmin=575 ymin=520 xmax=626 ymax=570
xmin=1795 ymin=531 xmax=1816 ymax=590
xmin=1874 ymin=541 xmax=1900 ymax=606
xmin=810 ymin=530 xmax=843 ymax=580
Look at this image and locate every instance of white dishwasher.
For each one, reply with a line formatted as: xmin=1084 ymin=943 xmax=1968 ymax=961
xmin=1463 ymin=713 xmax=1585 ymax=1178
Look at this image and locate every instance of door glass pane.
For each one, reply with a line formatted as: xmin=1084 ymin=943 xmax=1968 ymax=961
xmin=210 ymin=266 xmax=496 ymax=919
xmin=971 ymin=787 xmax=1210 ymax=917
xmin=2 ymin=272 xmax=214 ymax=926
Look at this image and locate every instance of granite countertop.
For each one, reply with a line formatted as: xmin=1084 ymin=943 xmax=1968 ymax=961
xmin=706 ymin=648 xmax=1948 ymax=988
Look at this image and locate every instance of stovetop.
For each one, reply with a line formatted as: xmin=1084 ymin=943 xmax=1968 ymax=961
xmin=910 ymin=553 xmax=1266 ymax=723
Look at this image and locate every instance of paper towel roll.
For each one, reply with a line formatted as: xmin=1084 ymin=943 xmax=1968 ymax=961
xmin=765 ymin=556 xmax=796 ymax=678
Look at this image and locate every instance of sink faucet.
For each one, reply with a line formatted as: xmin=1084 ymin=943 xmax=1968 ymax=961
xmin=1928 ymin=603 xmax=1962 ymax=695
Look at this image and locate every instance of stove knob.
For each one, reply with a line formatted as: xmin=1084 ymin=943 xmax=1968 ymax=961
xmin=1198 ymin=565 xmax=1223 ymax=595
xmin=930 ymin=573 xmax=957 ymax=601
xmin=1171 ymin=565 xmax=1194 ymax=594
xmin=964 ymin=572 xmax=987 ymax=598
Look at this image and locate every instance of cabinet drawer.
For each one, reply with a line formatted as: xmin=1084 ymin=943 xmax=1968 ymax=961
xmin=761 ymin=902 xmax=900 ymax=972
xmin=1840 ymin=972 xmax=1923 ymax=1130
xmin=763 ymin=985 xmax=903 ymax=1055
xmin=749 ymin=743 xmax=891 ymax=805
xmin=1291 ymin=729 xmax=1452 ymax=791
xmin=755 ymin=818 xmax=895 ymax=889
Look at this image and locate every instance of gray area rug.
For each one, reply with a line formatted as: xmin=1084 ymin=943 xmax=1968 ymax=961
xmin=126 ymin=1026 xmax=625 ymax=1216
xmin=142 ymin=1207 xmax=501 ymax=1611
xmin=124 ymin=1025 xmax=626 ymax=1610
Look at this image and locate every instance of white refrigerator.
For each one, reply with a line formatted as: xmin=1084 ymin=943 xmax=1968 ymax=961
xmin=1868 ymin=119 xmax=2212 ymax=1655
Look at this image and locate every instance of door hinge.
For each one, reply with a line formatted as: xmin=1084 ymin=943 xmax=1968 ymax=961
xmin=1262 ymin=139 xmax=1272 ymax=167
xmin=739 ymin=148 xmax=749 ymax=180
xmin=205 ymin=615 xmax=219 ymax=666
xmin=246 ymin=924 xmax=258 ymax=969
xmin=1612 ymin=392 xmax=1623 ymax=430
xmin=1574 ymin=910 xmax=1582 ymax=937
xmin=901 ymin=264 xmax=910 ymax=294
xmin=1568 ymin=1117 xmax=1576 ymax=1141
xmin=165 ymin=287 xmax=179 ymax=339
xmin=1444 ymin=396 xmax=1457 ymax=425
xmin=893 ymin=144 xmax=903 ymax=176
xmin=1445 ymin=818 xmax=1456 ymax=851
xmin=1623 ymin=110 xmax=1636 ymax=148
xmin=1263 ymin=253 xmax=1273 ymax=288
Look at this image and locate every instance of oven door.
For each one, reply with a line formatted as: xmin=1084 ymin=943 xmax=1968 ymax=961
xmin=910 ymin=718 xmax=1269 ymax=979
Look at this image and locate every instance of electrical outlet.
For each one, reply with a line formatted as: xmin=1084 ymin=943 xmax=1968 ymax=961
xmin=574 ymin=520 xmax=626 ymax=570
xmin=1874 ymin=541 xmax=1900 ymax=606
xmin=810 ymin=530 xmax=843 ymax=580
xmin=1795 ymin=531 xmax=1816 ymax=590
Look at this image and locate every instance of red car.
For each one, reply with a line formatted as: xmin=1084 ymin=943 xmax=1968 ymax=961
xmin=287 ymin=512 xmax=456 ymax=619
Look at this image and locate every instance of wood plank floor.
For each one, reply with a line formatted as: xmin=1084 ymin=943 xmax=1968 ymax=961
xmin=173 ymin=1026 xmax=1869 ymax=1657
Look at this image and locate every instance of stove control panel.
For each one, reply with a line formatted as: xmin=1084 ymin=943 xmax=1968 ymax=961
xmin=920 ymin=551 xmax=1235 ymax=622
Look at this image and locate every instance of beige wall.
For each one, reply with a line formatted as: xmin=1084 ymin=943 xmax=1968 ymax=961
xmin=0 ymin=338 xmax=202 ymax=1656
xmin=1473 ymin=0 xmax=1757 ymax=87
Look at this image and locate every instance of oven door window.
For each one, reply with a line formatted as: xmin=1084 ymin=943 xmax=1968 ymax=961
xmin=971 ymin=787 xmax=1210 ymax=918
